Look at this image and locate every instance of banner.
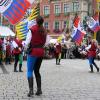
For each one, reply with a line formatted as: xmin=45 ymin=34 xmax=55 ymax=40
xmin=28 ymin=3 xmax=40 ymax=21
xmin=71 ymin=16 xmax=86 ymax=45
xmin=87 ymin=17 xmax=100 ymax=32
xmin=16 ymin=3 xmax=39 ymax=40
xmin=16 ymin=20 xmax=28 ymax=40
xmin=0 ymin=0 xmax=35 ymax=25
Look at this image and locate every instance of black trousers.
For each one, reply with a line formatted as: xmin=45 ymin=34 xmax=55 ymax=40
xmin=34 ymin=57 xmax=43 ymax=90
xmin=14 ymin=54 xmax=19 ymax=71
xmin=15 ymin=55 xmax=19 ymax=65
xmin=5 ymin=55 xmax=11 ymax=64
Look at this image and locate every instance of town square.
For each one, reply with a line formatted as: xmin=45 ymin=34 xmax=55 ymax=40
xmin=0 ymin=0 xmax=100 ymax=100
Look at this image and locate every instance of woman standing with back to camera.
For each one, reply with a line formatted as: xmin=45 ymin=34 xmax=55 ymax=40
xmin=24 ymin=16 xmax=47 ymax=97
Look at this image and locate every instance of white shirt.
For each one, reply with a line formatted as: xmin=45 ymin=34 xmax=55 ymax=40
xmin=22 ymin=30 xmax=32 ymax=48
xmin=12 ymin=40 xmax=18 ymax=48
xmin=85 ymin=44 xmax=91 ymax=51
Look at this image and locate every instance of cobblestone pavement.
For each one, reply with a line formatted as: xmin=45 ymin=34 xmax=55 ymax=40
xmin=0 ymin=59 xmax=100 ymax=100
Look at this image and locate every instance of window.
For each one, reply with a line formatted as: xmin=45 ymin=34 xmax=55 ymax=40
xmin=43 ymin=5 xmax=50 ymax=16
xmin=64 ymin=21 xmax=67 ymax=28
xmin=73 ymin=2 xmax=79 ymax=12
xmin=54 ymin=4 xmax=61 ymax=15
xmin=53 ymin=21 xmax=61 ymax=33
xmin=44 ymin=22 xmax=49 ymax=29
xmin=63 ymin=20 xmax=69 ymax=28
xmin=55 ymin=21 xmax=59 ymax=30
xmin=63 ymin=3 xmax=70 ymax=13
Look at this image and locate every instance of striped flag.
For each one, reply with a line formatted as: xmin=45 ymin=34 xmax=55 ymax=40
xmin=73 ymin=15 xmax=80 ymax=28
xmin=16 ymin=20 xmax=29 ymax=40
xmin=28 ymin=3 xmax=40 ymax=21
xmin=15 ymin=3 xmax=40 ymax=40
xmin=87 ymin=13 xmax=100 ymax=32
xmin=28 ymin=3 xmax=40 ymax=28
xmin=0 ymin=0 xmax=35 ymax=25
xmin=71 ymin=16 xmax=86 ymax=45
xmin=71 ymin=26 xmax=86 ymax=45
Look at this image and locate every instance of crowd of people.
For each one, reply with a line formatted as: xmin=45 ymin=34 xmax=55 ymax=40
xmin=44 ymin=41 xmax=100 ymax=60
xmin=0 ymin=36 xmax=24 ymax=72
xmin=0 ymin=34 xmax=100 ymax=68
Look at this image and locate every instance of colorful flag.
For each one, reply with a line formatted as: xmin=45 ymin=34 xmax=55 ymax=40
xmin=57 ymin=34 xmax=65 ymax=43
xmin=0 ymin=0 xmax=35 ymax=25
xmin=16 ymin=20 xmax=28 ymax=40
xmin=71 ymin=27 xmax=86 ymax=45
xmin=15 ymin=3 xmax=40 ymax=40
xmin=28 ymin=3 xmax=40 ymax=21
xmin=87 ymin=17 xmax=100 ymax=32
xmin=93 ymin=12 xmax=99 ymax=21
xmin=73 ymin=14 xmax=80 ymax=28
xmin=71 ymin=16 xmax=86 ymax=45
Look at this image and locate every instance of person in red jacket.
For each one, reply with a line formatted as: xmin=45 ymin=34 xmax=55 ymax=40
xmin=5 ymin=40 xmax=12 ymax=64
xmin=17 ymin=39 xmax=23 ymax=72
xmin=55 ymin=43 xmax=62 ymax=65
xmin=12 ymin=37 xmax=23 ymax=72
xmin=86 ymin=39 xmax=99 ymax=73
xmin=24 ymin=16 xmax=47 ymax=97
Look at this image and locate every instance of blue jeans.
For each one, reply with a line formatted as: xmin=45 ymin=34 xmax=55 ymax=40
xmin=27 ymin=55 xmax=38 ymax=78
xmin=88 ymin=57 xmax=95 ymax=65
